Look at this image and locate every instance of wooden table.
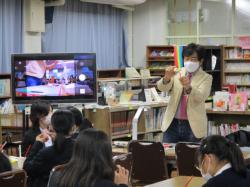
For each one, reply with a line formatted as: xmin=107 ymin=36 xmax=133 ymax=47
xmin=144 ymin=176 xmax=205 ymax=187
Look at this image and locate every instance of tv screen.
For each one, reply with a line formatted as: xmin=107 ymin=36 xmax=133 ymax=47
xmin=12 ymin=53 xmax=97 ymax=104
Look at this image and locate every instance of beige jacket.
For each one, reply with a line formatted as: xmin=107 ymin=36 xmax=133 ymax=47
xmin=157 ymin=68 xmax=212 ymax=138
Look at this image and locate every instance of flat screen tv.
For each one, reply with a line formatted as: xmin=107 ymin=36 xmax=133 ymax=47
xmin=11 ymin=53 xmax=97 ymax=104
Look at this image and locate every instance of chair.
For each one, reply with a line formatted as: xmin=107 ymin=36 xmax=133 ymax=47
xmin=0 ymin=170 xmax=27 ymax=187
xmin=226 ymin=130 xmax=250 ymax=147
xmin=175 ymin=142 xmax=201 ymax=177
xmin=128 ymin=141 xmax=168 ymax=186
xmin=113 ymin=153 xmax=132 ymax=172
xmin=245 ymin=158 xmax=250 ymax=169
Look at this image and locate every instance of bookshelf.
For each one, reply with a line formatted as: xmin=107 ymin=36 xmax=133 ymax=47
xmin=84 ymin=102 xmax=167 ymax=141
xmin=146 ymin=45 xmax=223 ymax=95
xmin=222 ymin=46 xmax=250 ymax=93
xmin=146 ymin=45 xmax=174 ymax=76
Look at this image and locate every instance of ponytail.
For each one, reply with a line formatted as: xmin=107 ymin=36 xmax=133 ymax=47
xmin=199 ymin=135 xmax=247 ymax=177
xmin=54 ymin=132 xmax=66 ymax=153
xmin=227 ymin=141 xmax=247 ymax=177
xmin=51 ymin=110 xmax=75 ymax=153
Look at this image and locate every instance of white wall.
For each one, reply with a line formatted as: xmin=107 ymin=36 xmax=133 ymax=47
xmin=132 ymin=0 xmax=167 ymax=68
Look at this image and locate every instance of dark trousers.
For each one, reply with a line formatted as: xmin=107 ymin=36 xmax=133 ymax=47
xmin=162 ymin=118 xmax=200 ymax=143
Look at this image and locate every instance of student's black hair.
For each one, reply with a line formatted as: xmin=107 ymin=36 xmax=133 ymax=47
xmin=198 ymin=135 xmax=247 ymax=177
xmin=57 ymin=129 xmax=114 ymax=187
xmin=66 ymin=106 xmax=92 ymax=131
xmin=183 ymin=43 xmax=205 ymax=62
xmin=51 ymin=110 xmax=75 ymax=153
xmin=30 ymin=100 xmax=51 ymax=131
xmin=0 ymin=152 xmax=12 ymax=173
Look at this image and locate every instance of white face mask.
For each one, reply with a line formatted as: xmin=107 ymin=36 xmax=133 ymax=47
xmin=41 ymin=113 xmax=52 ymax=127
xmin=184 ymin=61 xmax=200 ymax=73
xmin=200 ymin=158 xmax=213 ymax=181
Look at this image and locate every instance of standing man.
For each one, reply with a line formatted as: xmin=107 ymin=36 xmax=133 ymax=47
xmin=157 ymin=43 xmax=212 ymax=143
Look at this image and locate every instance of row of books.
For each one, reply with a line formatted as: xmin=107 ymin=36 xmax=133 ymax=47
xmin=209 ymin=123 xmax=250 ymax=137
xmin=0 ymin=79 xmax=10 ymax=97
xmin=226 ymin=75 xmax=250 ymax=85
xmin=149 ymin=63 xmax=171 ymax=69
xmin=225 ymin=63 xmax=250 ymax=72
xmin=0 ymin=99 xmax=15 ymax=114
xmin=225 ymin=48 xmax=250 ymax=59
xmin=149 ymin=50 xmax=174 ymax=58
xmin=143 ymin=133 xmax=163 ymax=142
xmin=213 ymin=91 xmax=248 ymax=111
xmin=0 ymin=113 xmax=23 ymax=127
xmin=111 ymin=111 xmax=135 ymax=136
xmin=145 ymin=107 xmax=166 ymax=132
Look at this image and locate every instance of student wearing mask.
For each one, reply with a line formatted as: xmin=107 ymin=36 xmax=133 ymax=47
xmin=47 ymin=128 xmax=129 ymax=187
xmin=157 ymin=43 xmax=213 ymax=143
xmin=23 ymin=110 xmax=75 ymax=187
xmin=66 ymin=106 xmax=93 ymax=139
xmin=196 ymin=135 xmax=250 ymax=187
xmin=22 ymin=101 xmax=53 ymax=155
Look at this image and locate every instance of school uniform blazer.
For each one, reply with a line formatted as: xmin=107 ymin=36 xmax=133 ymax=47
xmin=157 ymin=68 xmax=212 ymax=138
xmin=23 ymin=138 xmax=74 ymax=187
xmin=22 ymin=128 xmax=41 ymax=155
xmin=202 ymin=168 xmax=250 ymax=187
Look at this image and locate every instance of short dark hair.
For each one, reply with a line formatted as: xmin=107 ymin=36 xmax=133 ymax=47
xmin=30 ymin=101 xmax=51 ymax=131
xmin=198 ymin=135 xmax=247 ymax=177
xmin=66 ymin=106 xmax=92 ymax=131
xmin=183 ymin=43 xmax=205 ymax=62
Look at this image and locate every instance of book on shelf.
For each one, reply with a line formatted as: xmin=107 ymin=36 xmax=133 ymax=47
xmin=211 ymin=123 xmax=241 ymax=136
xmin=213 ymin=91 xmax=229 ymax=111
xmin=0 ymin=79 xmax=10 ymax=97
xmin=226 ymin=48 xmax=243 ymax=59
xmin=149 ymin=50 xmax=174 ymax=59
xmin=145 ymin=107 xmax=166 ymax=132
xmin=111 ymin=111 xmax=135 ymax=136
xmin=229 ymin=92 xmax=248 ymax=111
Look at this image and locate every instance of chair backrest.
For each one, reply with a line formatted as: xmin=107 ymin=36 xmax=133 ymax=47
xmin=175 ymin=142 xmax=201 ymax=177
xmin=113 ymin=153 xmax=132 ymax=172
xmin=128 ymin=141 xmax=168 ymax=185
xmin=245 ymin=158 xmax=250 ymax=169
xmin=226 ymin=130 xmax=250 ymax=147
xmin=0 ymin=169 xmax=27 ymax=187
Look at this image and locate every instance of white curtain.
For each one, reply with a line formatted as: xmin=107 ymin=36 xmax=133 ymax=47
xmin=42 ymin=0 xmax=128 ymax=69
xmin=0 ymin=0 xmax=22 ymax=73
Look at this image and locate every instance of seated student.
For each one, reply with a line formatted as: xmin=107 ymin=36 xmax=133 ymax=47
xmin=66 ymin=106 xmax=93 ymax=139
xmin=23 ymin=110 xmax=75 ymax=187
xmin=197 ymin=135 xmax=250 ymax=187
xmin=0 ymin=152 xmax=11 ymax=173
xmin=48 ymin=129 xmax=129 ymax=187
xmin=22 ymin=101 xmax=53 ymax=155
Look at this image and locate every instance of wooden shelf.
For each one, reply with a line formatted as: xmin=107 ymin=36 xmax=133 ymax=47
xmin=225 ymin=71 xmax=250 ymax=74
xmin=0 ymin=96 xmax=11 ymax=99
xmin=147 ymin=59 xmax=174 ymax=62
xmin=205 ymin=70 xmax=221 ymax=73
xmin=224 ymin=58 xmax=250 ymax=61
xmin=97 ymin=76 xmax=161 ymax=82
xmin=235 ymin=84 xmax=250 ymax=87
xmin=109 ymin=102 xmax=168 ymax=112
xmin=206 ymin=109 xmax=250 ymax=115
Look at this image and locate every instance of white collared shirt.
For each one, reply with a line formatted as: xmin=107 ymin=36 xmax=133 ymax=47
xmin=214 ymin=163 xmax=232 ymax=176
xmin=40 ymin=128 xmax=53 ymax=147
